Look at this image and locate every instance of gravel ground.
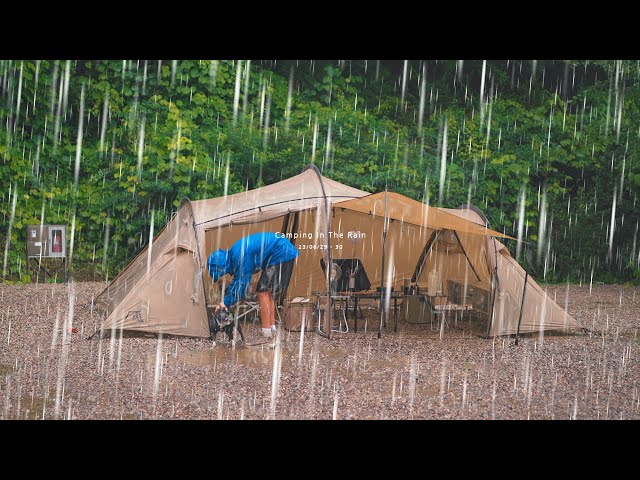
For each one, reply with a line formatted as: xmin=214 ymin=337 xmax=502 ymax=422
xmin=0 ymin=281 xmax=638 ymax=420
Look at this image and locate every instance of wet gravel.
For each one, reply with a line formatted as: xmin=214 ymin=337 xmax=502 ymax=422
xmin=0 ymin=281 xmax=638 ymax=420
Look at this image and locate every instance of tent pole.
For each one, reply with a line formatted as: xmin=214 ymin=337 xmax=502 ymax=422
xmin=194 ymin=195 xmax=357 ymax=227
xmin=183 ymin=197 xmax=211 ymax=337
xmin=282 ymin=212 xmax=299 ymax=305
xmin=452 ymin=230 xmax=481 ymax=282
xmin=411 ymin=230 xmax=441 ymax=283
xmin=324 ymin=193 xmax=333 ymax=339
xmin=515 ymin=271 xmax=528 ymax=345
xmin=378 ymin=189 xmax=389 ymax=339
xmin=280 ymin=212 xmax=291 ymax=238
xmin=277 ymin=212 xmax=298 ymax=306
xmin=304 ymin=164 xmax=333 ymax=339
xmin=487 ymin=237 xmax=500 ymax=337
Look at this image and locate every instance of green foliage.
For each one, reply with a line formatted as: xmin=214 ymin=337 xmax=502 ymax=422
xmin=0 ymin=59 xmax=638 ymax=284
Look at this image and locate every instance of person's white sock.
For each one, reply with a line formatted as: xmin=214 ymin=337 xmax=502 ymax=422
xmin=261 ymin=327 xmax=273 ymax=338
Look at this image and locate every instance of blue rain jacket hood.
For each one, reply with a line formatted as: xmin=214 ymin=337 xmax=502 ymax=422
xmin=207 ymin=249 xmax=230 ymax=282
xmin=207 ymin=232 xmax=299 ymax=307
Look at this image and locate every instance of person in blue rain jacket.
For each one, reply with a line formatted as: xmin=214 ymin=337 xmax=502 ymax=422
xmin=207 ymin=232 xmax=299 ymax=344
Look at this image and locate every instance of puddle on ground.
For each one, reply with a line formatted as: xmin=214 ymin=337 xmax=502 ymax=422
xmin=120 ymin=413 xmax=141 ymax=420
xmin=462 ymin=362 xmax=477 ymax=371
xmin=177 ymin=345 xmax=292 ymax=369
xmin=175 ymin=340 xmax=400 ymax=374
xmin=385 ymin=382 xmax=439 ymax=405
xmin=0 ymin=363 xmax=15 ymax=377
xmin=368 ymin=358 xmax=396 ymax=369
xmin=317 ymin=347 xmax=350 ymax=360
xmin=320 ymin=346 xmax=399 ymax=378
xmin=3 ymin=396 xmax=53 ymax=420
xmin=617 ymin=330 xmax=640 ymax=343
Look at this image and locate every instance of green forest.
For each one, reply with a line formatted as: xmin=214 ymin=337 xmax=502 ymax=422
xmin=1 ymin=60 xmax=639 ymax=284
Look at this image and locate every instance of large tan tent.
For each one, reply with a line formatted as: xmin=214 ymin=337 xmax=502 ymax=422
xmin=95 ymin=165 xmax=581 ymax=338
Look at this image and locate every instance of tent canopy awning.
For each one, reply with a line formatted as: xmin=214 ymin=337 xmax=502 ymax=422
xmin=334 ymin=192 xmax=514 ymax=239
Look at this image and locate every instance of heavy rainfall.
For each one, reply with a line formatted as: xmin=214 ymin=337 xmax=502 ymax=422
xmin=0 ymin=60 xmax=638 ymax=420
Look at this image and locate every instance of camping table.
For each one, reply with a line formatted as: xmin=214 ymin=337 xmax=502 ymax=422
xmin=352 ymin=292 xmax=403 ymax=333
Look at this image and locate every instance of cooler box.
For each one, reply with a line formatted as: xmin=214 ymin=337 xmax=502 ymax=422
xmin=282 ymin=298 xmax=315 ymax=331
xmin=404 ymin=295 xmax=434 ymax=324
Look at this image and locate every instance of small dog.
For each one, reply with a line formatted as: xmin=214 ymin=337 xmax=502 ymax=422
xmin=209 ymin=308 xmax=244 ymax=344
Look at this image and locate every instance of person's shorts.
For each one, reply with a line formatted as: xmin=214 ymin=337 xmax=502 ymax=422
xmin=256 ymin=259 xmax=295 ymax=297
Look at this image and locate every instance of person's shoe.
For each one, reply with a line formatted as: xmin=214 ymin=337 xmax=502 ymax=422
xmin=245 ymin=328 xmax=274 ymax=347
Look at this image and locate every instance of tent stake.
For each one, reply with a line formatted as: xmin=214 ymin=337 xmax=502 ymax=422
xmin=515 ymin=271 xmax=528 ymax=345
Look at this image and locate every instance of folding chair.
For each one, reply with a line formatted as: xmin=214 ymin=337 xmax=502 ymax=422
xmin=216 ymin=262 xmax=292 ymax=331
xmin=233 ymin=293 xmax=284 ymax=326
xmin=234 ymin=297 xmax=261 ymax=323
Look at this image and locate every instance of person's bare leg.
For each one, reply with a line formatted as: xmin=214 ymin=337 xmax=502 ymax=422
xmin=257 ymin=290 xmax=275 ymax=338
xmin=266 ymin=290 xmax=278 ymax=333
